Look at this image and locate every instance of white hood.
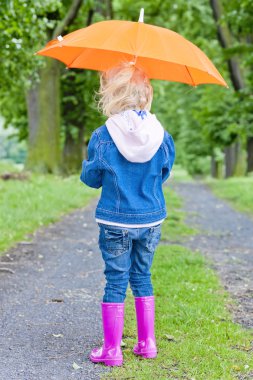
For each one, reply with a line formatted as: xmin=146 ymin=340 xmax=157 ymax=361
xmin=105 ymin=110 xmax=164 ymax=163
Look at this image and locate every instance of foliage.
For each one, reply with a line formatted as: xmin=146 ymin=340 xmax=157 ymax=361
xmin=61 ymin=68 xmax=104 ymax=147
xmin=0 ymin=0 xmax=62 ymax=91
xmin=0 ymin=135 xmax=27 ymax=164
xmin=0 ymin=0 xmax=62 ymax=139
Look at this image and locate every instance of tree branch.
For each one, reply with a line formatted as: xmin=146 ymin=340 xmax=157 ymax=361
xmin=210 ymin=0 xmax=244 ymax=90
xmin=53 ymin=0 xmax=84 ymax=39
xmin=86 ymin=8 xmax=94 ymax=26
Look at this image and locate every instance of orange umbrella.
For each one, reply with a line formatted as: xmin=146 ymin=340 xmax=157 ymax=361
xmin=36 ymin=9 xmax=228 ymax=87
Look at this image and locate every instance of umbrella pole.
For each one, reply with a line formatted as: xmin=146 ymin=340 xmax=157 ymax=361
xmin=139 ymin=8 xmax=144 ymax=22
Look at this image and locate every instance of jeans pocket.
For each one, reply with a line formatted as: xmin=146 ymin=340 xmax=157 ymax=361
xmin=147 ymin=224 xmax=161 ymax=252
xmin=101 ymin=228 xmax=129 ymax=256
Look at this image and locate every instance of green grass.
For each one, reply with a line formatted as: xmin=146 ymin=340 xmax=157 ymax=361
xmin=102 ymin=245 xmax=253 ymax=380
xmin=0 ymin=160 xmax=24 ymax=173
xmin=0 ymin=168 xmax=100 ymax=253
xmin=170 ymin=164 xmax=193 ymax=182
xmin=207 ymin=177 xmax=253 ymax=216
xmin=161 ymin=186 xmax=197 ymax=242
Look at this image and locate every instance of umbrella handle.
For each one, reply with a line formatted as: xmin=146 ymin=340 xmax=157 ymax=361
xmin=130 ymin=56 xmax=137 ymax=65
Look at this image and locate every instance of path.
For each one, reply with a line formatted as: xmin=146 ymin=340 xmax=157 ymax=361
xmin=172 ymin=181 xmax=253 ymax=329
xmin=0 ymin=198 xmax=109 ymax=380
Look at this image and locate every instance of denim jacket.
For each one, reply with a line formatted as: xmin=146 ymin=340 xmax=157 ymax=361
xmin=80 ymin=116 xmax=175 ymax=225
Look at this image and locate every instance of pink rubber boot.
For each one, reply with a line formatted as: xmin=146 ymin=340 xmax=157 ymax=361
xmin=90 ymin=302 xmax=124 ymax=366
xmin=133 ymin=296 xmax=157 ymax=359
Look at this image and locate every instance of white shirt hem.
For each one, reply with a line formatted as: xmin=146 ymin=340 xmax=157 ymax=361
xmin=95 ymin=218 xmax=165 ymax=228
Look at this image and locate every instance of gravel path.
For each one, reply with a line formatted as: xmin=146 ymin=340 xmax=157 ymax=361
xmin=0 ymin=198 xmax=110 ymax=380
xmin=172 ymin=181 xmax=253 ymax=329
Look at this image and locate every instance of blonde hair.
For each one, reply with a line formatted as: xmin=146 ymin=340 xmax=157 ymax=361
xmin=96 ymin=62 xmax=153 ymax=117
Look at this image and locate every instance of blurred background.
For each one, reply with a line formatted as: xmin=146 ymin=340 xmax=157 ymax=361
xmin=0 ymin=0 xmax=252 ymax=178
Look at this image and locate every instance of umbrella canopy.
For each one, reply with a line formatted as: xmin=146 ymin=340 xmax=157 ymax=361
xmin=36 ymin=9 xmax=228 ymax=87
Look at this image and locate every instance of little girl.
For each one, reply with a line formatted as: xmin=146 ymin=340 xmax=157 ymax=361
xmin=80 ymin=62 xmax=175 ymax=366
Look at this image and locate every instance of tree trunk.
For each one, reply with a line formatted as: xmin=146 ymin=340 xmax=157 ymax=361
xmin=234 ymin=139 xmax=247 ymax=176
xmin=247 ymin=136 xmax=253 ymax=173
xmin=211 ymin=155 xmax=216 ymax=178
xmin=62 ymin=125 xmax=85 ymax=174
xmin=25 ymin=0 xmax=83 ymax=173
xmin=211 ymin=155 xmax=223 ymax=178
xmin=210 ymin=0 xmax=244 ymax=90
xmin=224 ymin=144 xmax=236 ymax=178
xmin=225 ymin=143 xmax=236 ymax=178
xmin=210 ymin=0 xmax=246 ymax=177
xmin=26 ymin=59 xmax=61 ymax=173
xmin=224 ymin=140 xmax=246 ymax=177
xmin=96 ymin=0 xmax=113 ymax=18
xmin=224 ymin=143 xmax=237 ymax=178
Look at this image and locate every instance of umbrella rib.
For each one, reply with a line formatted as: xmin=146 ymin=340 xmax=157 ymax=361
xmin=185 ymin=66 xmax=196 ymax=86
xmin=66 ymin=49 xmax=87 ymax=68
xmin=65 ymin=47 xmax=134 ymax=68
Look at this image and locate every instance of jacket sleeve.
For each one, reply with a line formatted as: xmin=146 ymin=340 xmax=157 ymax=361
xmin=80 ymin=132 xmax=102 ymax=189
xmin=162 ymin=132 xmax=175 ymax=183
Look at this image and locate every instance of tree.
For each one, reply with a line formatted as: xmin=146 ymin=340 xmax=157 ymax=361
xmin=0 ymin=0 xmax=112 ymax=174
xmin=26 ymin=0 xmax=84 ymax=173
xmin=0 ymin=0 xmax=84 ymax=173
xmin=210 ymin=0 xmax=253 ymax=176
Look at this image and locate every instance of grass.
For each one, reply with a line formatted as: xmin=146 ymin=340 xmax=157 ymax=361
xmin=0 ymin=162 xmax=100 ymax=254
xmin=170 ymin=164 xmax=193 ymax=182
xmin=161 ymin=185 xmax=197 ymax=242
xmin=102 ymin=245 xmax=253 ymax=380
xmin=0 ymin=160 xmax=24 ymax=173
xmin=207 ymin=177 xmax=253 ymax=216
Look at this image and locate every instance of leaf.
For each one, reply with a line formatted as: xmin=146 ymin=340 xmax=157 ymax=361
xmin=165 ymin=334 xmax=176 ymax=342
xmin=72 ymin=362 xmax=82 ymax=370
xmin=232 ymin=365 xmax=241 ymax=371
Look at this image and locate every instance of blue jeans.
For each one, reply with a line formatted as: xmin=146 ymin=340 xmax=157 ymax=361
xmin=98 ymin=223 xmax=162 ymax=303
